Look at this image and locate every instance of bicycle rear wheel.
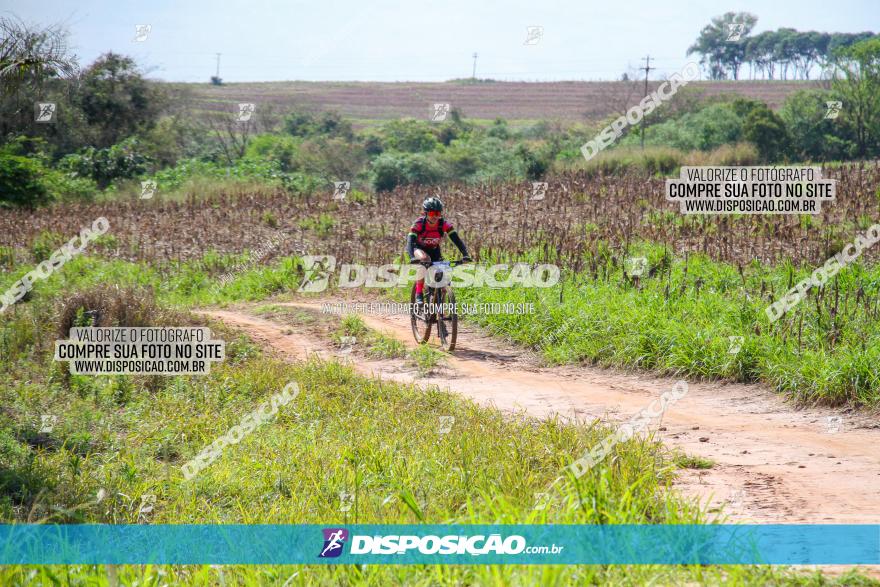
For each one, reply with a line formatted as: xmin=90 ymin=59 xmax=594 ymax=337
xmin=435 ymin=288 xmax=458 ymax=352
xmin=410 ymin=284 xmax=431 ymax=344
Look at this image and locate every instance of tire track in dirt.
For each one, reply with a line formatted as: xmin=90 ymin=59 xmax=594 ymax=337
xmin=198 ymin=302 xmax=880 ymax=526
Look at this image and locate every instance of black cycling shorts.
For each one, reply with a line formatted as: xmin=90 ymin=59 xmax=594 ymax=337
xmin=418 ymin=247 xmax=442 ymax=262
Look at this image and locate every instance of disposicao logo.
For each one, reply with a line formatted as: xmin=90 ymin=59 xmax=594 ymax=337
xmin=318 ymin=528 xmax=349 ymax=558
xmin=318 ymin=529 xmax=561 ymax=559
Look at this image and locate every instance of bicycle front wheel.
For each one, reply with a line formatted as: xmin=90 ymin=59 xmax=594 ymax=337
xmin=435 ymin=288 xmax=458 ymax=352
xmin=410 ymin=284 xmax=431 ymax=344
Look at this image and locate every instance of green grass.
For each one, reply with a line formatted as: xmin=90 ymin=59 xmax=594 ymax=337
xmin=3 ymin=282 xmax=869 ymax=585
xmin=673 ymin=452 xmax=716 ymax=470
xmin=5 ymin=236 xmax=880 ymax=407
xmin=368 ymin=332 xmax=407 ymax=359
xmin=1 ymin=253 xmax=878 ymax=584
xmin=298 ymin=213 xmax=335 ymax=237
xmin=444 ymin=242 xmax=880 ymax=407
xmin=406 ymin=342 xmax=447 ymax=375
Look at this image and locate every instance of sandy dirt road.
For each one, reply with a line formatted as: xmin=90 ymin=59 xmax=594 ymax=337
xmin=198 ymin=301 xmax=880 ymax=527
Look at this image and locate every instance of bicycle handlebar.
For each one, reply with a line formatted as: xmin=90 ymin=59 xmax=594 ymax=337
xmin=412 ymin=258 xmax=471 ymax=267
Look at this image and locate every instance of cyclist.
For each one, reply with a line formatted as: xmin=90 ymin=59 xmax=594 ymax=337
xmin=406 ymin=196 xmax=471 ymax=305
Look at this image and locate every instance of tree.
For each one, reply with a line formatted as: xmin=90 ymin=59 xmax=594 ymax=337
xmin=773 ymin=28 xmax=797 ymax=79
xmin=690 ymin=18 xmax=879 ymax=81
xmin=204 ymin=108 xmax=255 ymax=165
xmin=687 ymin=12 xmax=757 ymax=80
xmin=0 ymin=16 xmax=78 ymax=98
xmin=779 ymin=90 xmax=854 ymax=160
xmin=0 ymin=17 xmax=81 ymax=148
xmin=746 ymin=31 xmax=776 ymax=79
xmin=75 ymin=52 xmax=164 ymax=148
xmin=830 ymin=38 xmax=880 ymax=157
xmin=58 ymin=137 xmax=150 ymax=188
xmin=737 ymin=101 xmax=790 ymax=161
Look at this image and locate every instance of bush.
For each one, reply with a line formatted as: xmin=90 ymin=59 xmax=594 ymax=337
xmin=245 ymin=134 xmax=302 ymax=172
xmin=626 ymin=103 xmax=745 ymax=151
xmin=40 ymin=168 xmax=99 ymax=201
xmin=370 ymin=151 xmax=449 ymax=191
xmin=516 ymin=144 xmax=551 ymax=180
xmin=780 ymin=90 xmax=857 ymax=161
xmin=567 ymin=146 xmax=685 ymax=177
xmin=293 ymin=137 xmax=367 ymax=183
xmin=379 ymin=119 xmax=440 ymax=153
xmin=146 ymin=156 xmax=322 ymax=195
xmin=30 ymin=231 xmax=66 ymax=262
xmin=0 ymin=154 xmax=50 ymax=207
xmin=282 ymin=110 xmax=353 ymax=140
xmin=137 ymin=116 xmax=193 ymax=169
xmin=55 ymin=285 xmax=179 ymax=340
xmin=468 ymin=137 xmax=526 ymax=182
xmin=486 ymin=118 xmax=510 ymax=139
xmin=59 ymin=137 xmax=151 ymax=188
xmin=742 ymin=105 xmax=791 ymax=162
xmin=686 ymin=142 xmax=760 ymax=166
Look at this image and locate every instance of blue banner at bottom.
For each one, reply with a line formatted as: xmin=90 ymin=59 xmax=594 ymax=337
xmin=0 ymin=524 xmax=878 ymax=565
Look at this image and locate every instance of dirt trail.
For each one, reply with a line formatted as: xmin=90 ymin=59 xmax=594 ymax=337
xmin=199 ymin=302 xmax=880 ymax=525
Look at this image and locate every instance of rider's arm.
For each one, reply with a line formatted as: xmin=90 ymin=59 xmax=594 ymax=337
xmin=447 ymin=228 xmax=470 ymax=258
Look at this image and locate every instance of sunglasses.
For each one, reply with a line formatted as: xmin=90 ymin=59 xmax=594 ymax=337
xmin=426 ymin=211 xmax=441 ymax=217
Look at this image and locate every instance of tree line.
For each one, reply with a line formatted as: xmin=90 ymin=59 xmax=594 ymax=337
xmin=688 ymin=12 xmax=878 ymax=80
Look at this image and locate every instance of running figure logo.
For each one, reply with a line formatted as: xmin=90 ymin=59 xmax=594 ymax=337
xmin=319 ymin=528 xmax=349 ymax=558
xmin=35 ymin=102 xmax=56 ymax=123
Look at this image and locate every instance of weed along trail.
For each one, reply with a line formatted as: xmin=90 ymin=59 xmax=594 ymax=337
xmin=199 ymin=301 xmax=880 ymax=525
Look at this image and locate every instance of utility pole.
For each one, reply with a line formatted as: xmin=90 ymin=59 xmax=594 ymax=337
xmin=215 ymin=53 xmax=221 ymax=78
xmin=640 ymin=55 xmax=654 ymax=149
xmin=472 ymin=52 xmax=478 ymax=79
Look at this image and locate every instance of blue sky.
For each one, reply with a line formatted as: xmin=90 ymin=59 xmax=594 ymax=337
xmin=4 ymin=0 xmax=878 ymax=82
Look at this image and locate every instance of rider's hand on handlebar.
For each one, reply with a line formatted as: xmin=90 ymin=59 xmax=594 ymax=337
xmin=409 ymin=257 xmax=421 ymax=264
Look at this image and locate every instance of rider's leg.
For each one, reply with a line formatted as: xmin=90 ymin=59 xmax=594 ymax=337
xmin=427 ymin=247 xmax=442 ymax=263
xmin=423 ymin=247 xmax=443 ymax=309
xmin=415 ymin=248 xmax=441 ymax=303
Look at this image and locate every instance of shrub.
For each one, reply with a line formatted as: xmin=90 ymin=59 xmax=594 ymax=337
xmin=30 ymin=231 xmax=66 ymax=263
xmin=516 ymin=144 xmax=551 ymax=180
xmin=568 ymin=146 xmax=685 ymax=177
xmin=282 ymin=110 xmax=353 ymax=140
xmin=627 ymin=103 xmax=745 ymax=151
xmin=0 ymin=154 xmax=50 ymax=207
xmin=39 ymin=168 xmax=99 ymax=201
xmin=379 ymin=119 xmax=440 ymax=153
xmin=294 ymin=137 xmax=367 ymax=183
xmin=686 ymin=142 xmax=760 ymax=166
xmin=59 ymin=137 xmax=151 ymax=188
xmin=780 ymin=90 xmax=857 ymax=161
xmin=137 ymin=116 xmax=192 ymax=169
xmin=370 ymin=152 xmax=448 ymax=191
xmin=55 ymin=285 xmax=179 ymax=340
xmin=245 ymin=134 xmax=302 ymax=172
xmin=742 ymin=105 xmax=791 ymax=162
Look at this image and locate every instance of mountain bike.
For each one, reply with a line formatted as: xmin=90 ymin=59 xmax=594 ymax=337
xmin=410 ymin=251 xmax=469 ymax=352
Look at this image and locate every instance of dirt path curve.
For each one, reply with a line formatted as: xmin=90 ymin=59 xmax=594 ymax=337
xmin=199 ymin=302 xmax=880 ymax=525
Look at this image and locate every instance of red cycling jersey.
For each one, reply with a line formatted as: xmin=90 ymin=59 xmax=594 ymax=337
xmin=410 ymin=217 xmax=454 ymax=249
